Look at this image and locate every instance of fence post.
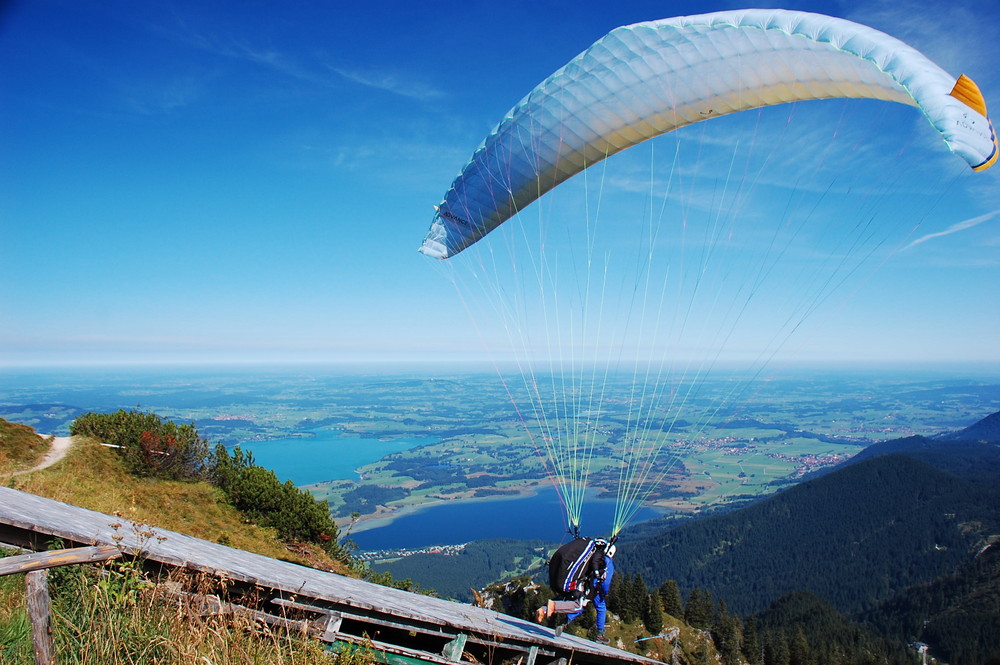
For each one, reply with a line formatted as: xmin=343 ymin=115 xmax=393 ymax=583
xmin=25 ymin=568 xmax=56 ymax=665
xmin=1 ymin=545 xmax=121 ymax=665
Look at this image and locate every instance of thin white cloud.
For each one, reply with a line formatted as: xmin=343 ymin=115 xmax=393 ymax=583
xmin=141 ymin=8 xmax=444 ymax=103
xmin=329 ymin=66 xmax=444 ymax=102
xmin=902 ymin=209 xmax=1000 ymax=250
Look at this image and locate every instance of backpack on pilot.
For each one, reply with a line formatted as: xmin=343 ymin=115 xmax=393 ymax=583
xmin=536 ymin=536 xmax=616 ymax=627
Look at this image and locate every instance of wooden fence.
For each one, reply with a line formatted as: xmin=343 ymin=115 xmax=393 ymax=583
xmin=0 ymin=486 xmax=662 ymax=665
xmin=0 ymin=545 xmax=121 ymax=665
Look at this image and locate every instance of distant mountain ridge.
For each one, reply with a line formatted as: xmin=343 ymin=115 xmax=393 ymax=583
xmin=937 ymin=409 xmax=1000 ymax=442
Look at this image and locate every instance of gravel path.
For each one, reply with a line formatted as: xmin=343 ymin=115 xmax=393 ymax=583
xmin=5 ymin=435 xmax=75 ymax=477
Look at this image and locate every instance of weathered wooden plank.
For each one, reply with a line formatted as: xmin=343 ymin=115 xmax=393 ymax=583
xmin=163 ymin=586 xmax=319 ymax=637
xmin=0 ymin=486 xmax=662 ymax=665
xmin=317 ymin=611 xmax=343 ymax=642
xmin=0 ymin=545 xmax=121 ymax=577
xmin=25 ymin=569 xmax=55 ymax=665
xmin=272 ymin=597 xmax=459 ymax=639
xmin=272 ymin=597 xmax=558 ymax=658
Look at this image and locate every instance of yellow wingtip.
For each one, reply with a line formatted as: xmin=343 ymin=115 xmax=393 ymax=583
xmin=950 ymin=74 xmax=988 ymax=117
xmin=950 ymin=75 xmax=996 ymax=172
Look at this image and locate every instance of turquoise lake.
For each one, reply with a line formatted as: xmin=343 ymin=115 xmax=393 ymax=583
xmin=347 ymin=485 xmax=665 ymax=550
xmin=241 ymin=431 xmax=665 ymax=549
xmin=239 ymin=430 xmax=434 ymax=486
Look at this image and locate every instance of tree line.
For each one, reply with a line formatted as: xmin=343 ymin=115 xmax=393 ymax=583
xmin=603 ymin=572 xmax=912 ymax=665
xmin=621 ymin=453 xmax=1000 ymax=615
xmin=70 ymin=409 xmax=349 ymax=563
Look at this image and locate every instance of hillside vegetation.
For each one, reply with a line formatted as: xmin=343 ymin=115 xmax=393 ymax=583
xmin=3 ymin=414 xmax=350 ymax=572
xmin=0 ymin=550 xmax=344 ymax=664
xmin=0 ymin=418 xmax=50 ymax=474
xmin=621 ymin=451 xmax=1000 ymax=615
xmin=612 ymin=426 xmax=1000 ymax=664
xmin=0 ymin=414 xmax=378 ymax=664
xmin=863 ymin=541 xmax=1000 ymax=665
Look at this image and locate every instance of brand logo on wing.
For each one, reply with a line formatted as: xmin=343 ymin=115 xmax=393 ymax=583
xmin=438 ymin=208 xmax=472 ymax=229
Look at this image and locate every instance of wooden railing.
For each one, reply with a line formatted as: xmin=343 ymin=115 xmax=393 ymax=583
xmin=0 ymin=545 xmax=121 ymax=665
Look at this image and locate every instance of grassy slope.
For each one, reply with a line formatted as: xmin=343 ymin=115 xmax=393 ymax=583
xmin=0 ymin=419 xmax=50 ymax=474
xmin=1 ymin=418 xmax=349 ymax=574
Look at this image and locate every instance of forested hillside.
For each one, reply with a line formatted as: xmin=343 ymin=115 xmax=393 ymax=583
xmin=844 ymin=435 xmax=1000 ymax=482
xmin=863 ymin=541 xmax=1000 ymax=664
xmin=748 ymin=591 xmax=912 ymax=664
xmin=618 ymin=449 xmax=1000 ymax=615
xmin=372 ymin=413 xmax=1000 ymax=664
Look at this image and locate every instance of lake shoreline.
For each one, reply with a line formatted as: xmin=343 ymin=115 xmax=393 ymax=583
xmin=340 ymin=481 xmax=555 ymax=534
xmin=343 ymin=483 xmax=667 ymax=550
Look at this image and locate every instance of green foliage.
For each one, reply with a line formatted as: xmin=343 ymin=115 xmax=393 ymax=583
xmin=330 ymin=641 xmax=379 ymax=665
xmin=642 ymin=591 xmax=663 ymax=634
xmin=336 ymin=485 xmax=410 ymax=517
xmin=67 ymin=412 xmax=354 ymax=567
xmin=684 ymin=588 xmax=714 ymax=630
xmin=763 ymin=630 xmax=790 ymax=665
xmin=70 ymin=410 xmax=209 ymax=480
xmin=621 ymin=451 xmax=1000 ymax=615
xmin=711 ymin=600 xmax=743 ymax=665
xmin=742 ymin=621 xmax=763 ymax=665
xmin=608 ymin=572 xmax=649 ymax=623
xmin=474 ymin=574 xmax=554 ymax=624
xmin=749 ymin=591 xmax=911 ymax=665
xmin=0 ymin=551 xmax=31 ymax=662
xmin=33 ymin=560 xmax=334 ymax=664
xmin=658 ymin=579 xmax=684 ymax=617
xmin=209 ymin=444 xmax=347 ymax=560
xmin=358 ymin=568 xmax=424 ymax=593
xmin=0 ymin=609 xmax=30 ymax=659
xmin=607 ymin=572 xmax=627 ymax=621
xmin=788 ymin=627 xmax=809 ymax=665
xmin=863 ymin=541 xmax=1000 ymax=665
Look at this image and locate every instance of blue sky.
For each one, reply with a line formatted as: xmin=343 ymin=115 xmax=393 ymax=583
xmin=2 ymin=0 xmax=998 ymax=368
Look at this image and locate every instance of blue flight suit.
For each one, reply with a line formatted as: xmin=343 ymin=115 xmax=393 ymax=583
xmin=567 ymin=555 xmax=614 ymax=632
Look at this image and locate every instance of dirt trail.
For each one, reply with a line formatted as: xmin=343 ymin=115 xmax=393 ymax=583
xmin=5 ymin=435 xmax=75 ymax=477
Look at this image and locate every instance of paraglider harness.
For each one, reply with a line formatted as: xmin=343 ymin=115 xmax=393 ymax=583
xmin=547 ymin=535 xmax=615 ymax=612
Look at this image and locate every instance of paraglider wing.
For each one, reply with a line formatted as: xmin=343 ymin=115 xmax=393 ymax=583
xmin=420 ymin=9 xmax=996 ymax=259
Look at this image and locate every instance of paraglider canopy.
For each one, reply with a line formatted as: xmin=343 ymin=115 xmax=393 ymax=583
xmin=420 ymin=9 xmax=996 ymax=539
xmin=421 ymin=9 xmax=996 ymax=260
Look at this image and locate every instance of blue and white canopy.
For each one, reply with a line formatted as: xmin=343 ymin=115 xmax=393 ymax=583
xmin=421 ymin=9 xmax=996 ymax=259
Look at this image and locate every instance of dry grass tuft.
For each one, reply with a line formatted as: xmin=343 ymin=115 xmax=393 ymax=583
xmin=0 ymin=419 xmax=49 ymax=475
xmin=1 ymin=553 xmax=373 ymax=664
